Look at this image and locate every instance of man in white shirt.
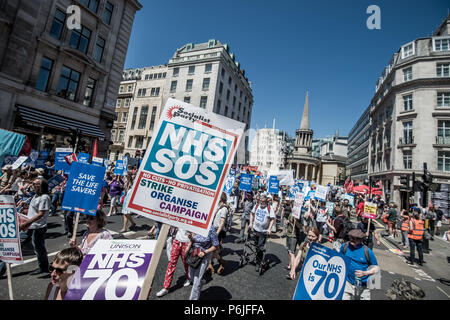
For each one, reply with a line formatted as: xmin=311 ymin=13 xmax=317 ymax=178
xmin=249 ymin=194 xmax=276 ymax=247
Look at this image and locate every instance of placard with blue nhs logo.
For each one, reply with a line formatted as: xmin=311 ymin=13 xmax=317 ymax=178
xmin=144 ymin=121 xmax=232 ymax=191
xmin=293 ymin=242 xmax=350 ymax=300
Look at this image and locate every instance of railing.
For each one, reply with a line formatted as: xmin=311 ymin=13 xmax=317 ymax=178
xmin=436 ymin=136 xmax=450 ymax=145
xmin=399 ymin=136 xmax=414 ymax=145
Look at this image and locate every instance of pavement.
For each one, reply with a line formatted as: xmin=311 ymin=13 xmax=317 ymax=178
xmin=0 ymin=207 xmax=449 ymax=300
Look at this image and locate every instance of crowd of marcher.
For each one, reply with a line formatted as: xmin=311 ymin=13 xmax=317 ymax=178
xmin=1 ymin=161 xmax=449 ymax=300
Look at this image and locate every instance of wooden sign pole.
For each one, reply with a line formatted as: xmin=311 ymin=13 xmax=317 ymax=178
xmin=71 ymin=212 xmax=81 ymax=243
xmin=138 ymin=223 xmax=170 ymax=300
xmin=6 ymin=263 xmax=13 ymax=300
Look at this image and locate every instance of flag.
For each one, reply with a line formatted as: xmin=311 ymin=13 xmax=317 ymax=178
xmin=344 ymin=177 xmax=350 ymax=189
xmin=92 ymin=139 xmax=98 ymax=158
xmin=376 ymin=180 xmax=382 ymax=188
xmin=64 ymin=153 xmax=78 ymax=165
xmin=346 ymin=180 xmax=354 ymax=193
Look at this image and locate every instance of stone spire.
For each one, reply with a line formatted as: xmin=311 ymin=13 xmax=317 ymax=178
xmin=300 ymin=91 xmax=309 ymax=130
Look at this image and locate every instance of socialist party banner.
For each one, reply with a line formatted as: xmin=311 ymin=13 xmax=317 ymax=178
xmin=0 ymin=195 xmax=23 ymax=264
xmin=127 ymin=98 xmax=245 ymax=237
xmin=65 ymin=239 xmax=156 ymax=300
xmin=55 ymin=148 xmax=73 ymax=173
xmin=363 ymin=202 xmax=377 ymax=219
xmin=239 ymin=173 xmax=253 ymax=192
xmin=61 ymin=162 xmax=106 ymax=215
xmin=293 ymin=242 xmax=350 ymax=300
xmin=268 ymin=176 xmax=279 ymax=194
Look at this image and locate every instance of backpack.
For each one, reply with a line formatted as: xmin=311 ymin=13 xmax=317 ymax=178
xmin=221 ymin=203 xmax=232 ymax=230
xmin=343 ymin=242 xmax=371 ymax=265
xmin=334 ymin=216 xmax=355 ymax=240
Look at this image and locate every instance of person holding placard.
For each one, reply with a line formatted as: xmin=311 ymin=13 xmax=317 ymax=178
xmin=289 ymin=227 xmax=319 ymax=280
xmin=0 ymin=165 xmax=15 ymax=195
xmin=357 ymin=217 xmax=381 ymax=250
xmin=107 ymin=175 xmax=123 ymax=217
xmin=19 ymin=177 xmax=51 ymax=275
xmin=284 ymin=200 xmax=304 ymax=279
xmin=69 ymin=210 xmax=112 ymax=256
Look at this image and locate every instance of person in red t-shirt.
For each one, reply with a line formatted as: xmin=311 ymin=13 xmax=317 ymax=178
xmin=356 ymin=200 xmax=365 ymax=220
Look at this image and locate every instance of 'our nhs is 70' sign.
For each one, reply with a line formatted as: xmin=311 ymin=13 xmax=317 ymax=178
xmin=128 ymin=98 xmax=245 ymax=237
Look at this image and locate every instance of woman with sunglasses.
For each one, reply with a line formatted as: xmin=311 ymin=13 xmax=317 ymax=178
xmin=45 ymin=247 xmax=83 ymax=300
xmin=69 ymin=210 xmax=112 ymax=256
xmin=289 ymin=227 xmax=320 ymax=280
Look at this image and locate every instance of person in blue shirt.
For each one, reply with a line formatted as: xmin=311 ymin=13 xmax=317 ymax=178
xmin=340 ymin=229 xmax=380 ymax=300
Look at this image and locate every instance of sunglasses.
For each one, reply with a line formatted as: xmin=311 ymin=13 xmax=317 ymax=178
xmin=49 ymin=265 xmax=67 ymax=274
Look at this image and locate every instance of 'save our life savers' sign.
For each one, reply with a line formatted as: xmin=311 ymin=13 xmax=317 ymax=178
xmin=127 ymin=99 xmax=245 ymax=236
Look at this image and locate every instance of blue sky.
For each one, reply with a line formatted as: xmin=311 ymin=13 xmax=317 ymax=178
xmin=124 ymin=0 xmax=449 ymax=139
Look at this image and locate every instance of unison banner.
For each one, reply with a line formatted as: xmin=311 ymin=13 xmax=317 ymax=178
xmin=127 ymin=99 xmax=245 ymax=236
xmin=65 ymin=240 xmax=156 ymax=300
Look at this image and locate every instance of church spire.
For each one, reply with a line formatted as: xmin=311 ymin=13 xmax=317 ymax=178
xmin=300 ymin=91 xmax=309 ymax=130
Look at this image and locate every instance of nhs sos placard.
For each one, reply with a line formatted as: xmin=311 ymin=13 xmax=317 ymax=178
xmin=127 ymin=98 xmax=245 ymax=236
xmin=293 ymin=242 xmax=350 ymax=300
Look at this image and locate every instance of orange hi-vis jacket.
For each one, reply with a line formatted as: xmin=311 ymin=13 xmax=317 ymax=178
xmin=401 ymin=216 xmax=410 ymax=232
xmin=408 ymin=218 xmax=424 ymax=240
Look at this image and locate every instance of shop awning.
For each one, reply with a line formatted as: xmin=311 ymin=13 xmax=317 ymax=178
xmin=16 ymin=105 xmax=106 ymax=140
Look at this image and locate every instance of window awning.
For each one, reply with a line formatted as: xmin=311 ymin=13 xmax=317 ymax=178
xmin=16 ymin=105 xmax=106 ymax=140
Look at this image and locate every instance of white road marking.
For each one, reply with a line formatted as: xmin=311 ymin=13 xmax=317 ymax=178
xmin=437 ymin=286 xmax=450 ymax=299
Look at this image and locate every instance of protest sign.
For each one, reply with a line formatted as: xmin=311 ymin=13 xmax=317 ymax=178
xmin=48 ymin=174 xmax=65 ymax=191
xmin=61 ymin=162 xmax=106 ymax=216
xmin=304 ymin=190 xmax=315 ymax=200
xmin=292 ymin=193 xmax=305 ymax=219
xmin=314 ymin=185 xmax=329 ymax=201
xmin=65 ymin=239 xmax=156 ymax=300
xmin=223 ymin=174 xmax=236 ymax=196
xmin=343 ymin=193 xmax=355 ymax=207
xmin=78 ymin=153 xmax=90 ymax=164
xmin=1 ymin=156 xmax=18 ymax=168
xmin=363 ymin=201 xmax=377 ymax=219
xmin=268 ymin=176 xmax=279 ymax=194
xmin=326 ymin=202 xmax=335 ymax=215
xmin=127 ymin=98 xmax=245 ymax=237
xmin=55 ymin=148 xmax=73 ymax=173
xmin=92 ymin=157 xmax=104 ymax=166
xmin=289 ymin=184 xmax=302 ymax=200
xmin=293 ymin=242 xmax=350 ymax=300
xmin=239 ymin=173 xmax=253 ymax=192
xmin=0 ymin=195 xmax=23 ymax=264
xmin=11 ymin=156 xmax=28 ymax=170
xmin=122 ymin=156 xmax=128 ymax=174
xmin=114 ymin=160 xmax=124 ymax=176
xmin=252 ymin=175 xmax=260 ymax=191
xmin=268 ymin=170 xmax=294 ymax=186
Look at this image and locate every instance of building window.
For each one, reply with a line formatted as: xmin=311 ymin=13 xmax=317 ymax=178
xmin=150 ymin=87 xmax=160 ymax=96
xmin=102 ymin=1 xmax=114 ymax=25
xmin=437 ymin=120 xmax=450 ymax=144
xmin=403 ymin=94 xmax=413 ymax=111
xmin=224 ymin=106 xmax=228 ymax=116
xmin=231 ymin=111 xmax=234 ymax=118
xmin=188 ymin=66 xmax=195 ymax=75
xmin=138 ymin=106 xmax=148 ymax=129
xmin=50 ymin=9 xmax=66 ymax=40
xmin=69 ymin=25 xmax=91 ymax=54
xmin=205 ymin=64 xmax=212 ymax=73
xmin=228 ymin=76 xmax=232 ymax=85
xmin=226 ymin=89 xmax=230 ymax=100
xmin=116 ymin=99 xmax=122 ymax=107
xmin=116 ymin=130 xmax=124 ymax=143
xmin=170 ymin=81 xmax=177 ymax=93
xmin=127 ymin=136 xmax=133 ymax=148
xmin=238 ymin=102 xmax=241 ymax=111
xmin=145 ymin=74 xmax=150 ymax=80
xmin=173 ymin=67 xmax=179 ymax=77
xmin=202 ymin=78 xmax=210 ymax=91
xmin=438 ymin=151 xmax=450 ymax=171
xmin=158 ymin=73 xmax=162 ymax=79
xmin=149 ymin=74 xmax=153 ymax=79
xmin=56 ymin=66 xmax=80 ymax=101
xmin=186 ymin=79 xmax=193 ymax=92
xmin=200 ymin=96 xmax=207 ymax=109
xmin=35 ymin=57 xmax=53 ymax=92
xmin=111 ymin=129 xmax=116 ymax=142
xmin=119 ymin=86 xmax=124 ymax=93
xmin=163 ymin=72 xmax=166 ymax=78
xmin=80 ymin=0 xmax=99 ymax=12
xmin=437 ymin=63 xmax=450 ymax=77
xmin=401 ymin=42 xmax=415 ymax=59
xmin=122 ymin=112 xmax=128 ymax=123
xmin=232 ymin=96 xmax=236 ymax=107
xmin=131 ymin=107 xmax=138 ymax=130
xmin=221 ymin=67 xmax=225 ymax=78
xmin=433 ymin=37 xmax=450 ymax=52
xmin=216 ymin=99 xmax=221 ymax=113
xmin=115 ymin=112 xmax=121 ymax=122
xmin=137 ymin=88 xmax=147 ymax=97
xmin=149 ymin=106 xmax=157 ymax=130
xmin=403 ymin=67 xmax=412 ymax=82
xmin=402 ymin=121 xmax=413 ymax=144
xmin=127 ymin=85 xmax=133 ymax=92
xmin=219 ymin=82 xmax=223 ymax=94
xmin=124 ymin=98 xmax=130 ymax=107
xmin=82 ymin=77 xmax=96 ymax=107
xmin=437 ymin=92 xmax=450 ymax=107
xmin=184 ymin=96 xmax=190 ymax=103
xmin=135 ymin=136 xmax=144 ymax=149
xmin=93 ymin=36 xmax=105 ymax=63
xmin=234 ymin=84 xmax=237 ymax=92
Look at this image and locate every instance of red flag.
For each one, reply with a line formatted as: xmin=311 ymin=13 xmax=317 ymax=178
xmin=346 ymin=181 xmax=354 ymax=193
xmin=18 ymin=137 xmax=32 ymax=156
xmin=64 ymin=153 xmax=78 ymax=165
xmin=376 ymin=180 xmax=382 ymax=188
xmin=344 ymin=177 xmax=350 ymax=189
xmin=93 ymin=139 xmax=98 ymax=158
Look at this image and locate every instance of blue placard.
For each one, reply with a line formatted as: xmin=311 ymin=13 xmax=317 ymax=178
xmin=47 ymin=174 xmax=66 ymax=191
xmin=78 ymin=153 xmax=90 ymax=164
xmin=61 ymin=162 xmax=106 ymax=215
xmin=268 ymin=176 xmax=279 ymax=194
xmin=304 ymin=190 xmax=316 ymax=201
xmin=239 ymin=173 xmax=253 ymax=192
xmin=114 ymin=160 xmax=124 ymax=176
xmin=293 ymin=242 xmax=350 ymax=300
xmin=55 ymin=148 xmax=73 ymax=174
xmin=223 ymin=174 xmax=236 ymax=196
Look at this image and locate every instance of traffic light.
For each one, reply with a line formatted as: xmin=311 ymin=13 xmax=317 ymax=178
xmin=399 ymin=174 xmax=410 ymax=189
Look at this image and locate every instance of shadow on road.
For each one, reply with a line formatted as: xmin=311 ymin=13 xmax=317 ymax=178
xmin=200 ymin=286 xmax=232 ymax=300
